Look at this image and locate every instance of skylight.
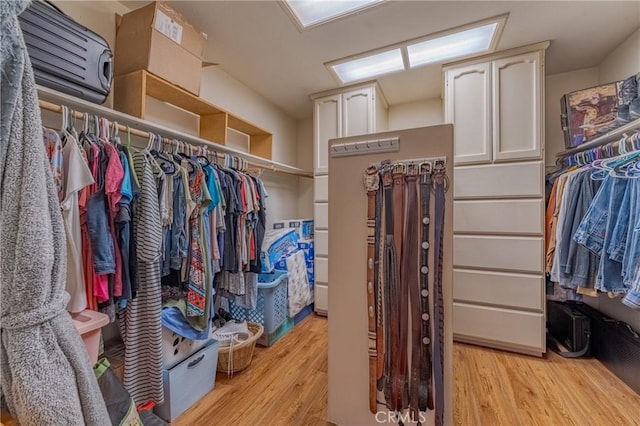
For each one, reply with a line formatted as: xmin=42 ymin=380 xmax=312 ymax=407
xmin=407 ymin=22 xmax=498 ymax=68
xmin=282 ymin=0 xmax=383 ymax=29
xmin=326 ymin=15 xmax=506 ymax=84
xmin=332 ymin=49 xmax=404 ymax=84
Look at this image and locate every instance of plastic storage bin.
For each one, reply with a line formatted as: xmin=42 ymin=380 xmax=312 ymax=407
xmin=154 ymin=340 xmax=219 ymax=422
xmin=229 ymin=270 xmax=289 ymax=335
xmin=161 ymin=327 xmax=211 ymax=369
xmin=71 ymin=310 xmax=109 ymax=366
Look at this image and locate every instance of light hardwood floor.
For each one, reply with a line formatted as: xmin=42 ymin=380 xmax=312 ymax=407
xmin=178 ymin=314 xmax=640 ymax=426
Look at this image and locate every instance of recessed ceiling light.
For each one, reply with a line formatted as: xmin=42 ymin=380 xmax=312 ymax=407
xmin=331 ymin=49 xmax=404 ymax=84
xmin=407 ymin=22 xmax=499 ymax=68
xmin=282 ymin=0 xmax=383 ymax=29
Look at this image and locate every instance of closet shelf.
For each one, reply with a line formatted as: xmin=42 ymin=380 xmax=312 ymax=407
xmin=36 ymin=85 xmax=313 ymax=178
xmin=114 ymin=70 xmax=273 ymax=160
xmin=556 ymin=117 xmax=640 ymax=158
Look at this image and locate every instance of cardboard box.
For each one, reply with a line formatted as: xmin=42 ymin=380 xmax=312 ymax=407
xmin=115 ymin=2 xmax=207 ymax=95
xmin=561 ymin=81 xmax=623 ymax=148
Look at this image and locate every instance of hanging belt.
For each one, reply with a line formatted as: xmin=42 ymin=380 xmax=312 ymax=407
xmin=390 ymin=163 xmax=407 ymax=411
xmin=364 ymin=166 xmax=380 ymax=413
xmin=375 ymin=171 xmax=385 ymax=382
xmin=412 ymin=163 xmax=434 ymax=416
xmin=432 ymin=161 xmax=448 ymax=426
xmin=381 ymin=168 xmax=396 ymax=408
xmin=402 ymin=163 xmax=422 ymax=417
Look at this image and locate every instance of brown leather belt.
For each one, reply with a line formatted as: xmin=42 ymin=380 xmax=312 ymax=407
xmin=419 ymin=163 xmax=434 ymax=412
xmin=364 ymin=166 xmax=380 ymax=413
xmin=390 ymin=163 xmax=407 ymax=411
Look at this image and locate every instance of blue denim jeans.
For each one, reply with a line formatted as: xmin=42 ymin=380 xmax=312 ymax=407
xmin=574 ymin=175 xmax=628 ymax=293
xmin=87 ymin=191 xmax=116 ymax=275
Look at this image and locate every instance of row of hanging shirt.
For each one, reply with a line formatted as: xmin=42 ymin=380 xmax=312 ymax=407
xmin=42 ymin=109 xmax=269 ymax=327
xmin=546 ymin=132 xmax=640 ymax=309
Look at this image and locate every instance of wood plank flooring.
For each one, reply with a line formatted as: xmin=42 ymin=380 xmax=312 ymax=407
xmin=174 ymin=315 xmax=328 ymax=426
xmin=178 ymin=314 xmax=640 ymax=426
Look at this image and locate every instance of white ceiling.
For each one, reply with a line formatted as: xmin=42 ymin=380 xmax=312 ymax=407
xmin=160 ymin=1 xmax=640 ymax=120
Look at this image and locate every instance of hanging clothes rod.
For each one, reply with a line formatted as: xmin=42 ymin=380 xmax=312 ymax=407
xmin=36 ymin=86 xmax=313 ymax=178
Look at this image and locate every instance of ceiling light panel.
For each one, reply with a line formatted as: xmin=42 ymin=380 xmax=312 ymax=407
xmin=331 ymin=49 xmax=404 ymax=83
xmin=407 ymin=22 xmax=498 ymax=68
xmin=284 ymin=0 xmax=382 ymax=28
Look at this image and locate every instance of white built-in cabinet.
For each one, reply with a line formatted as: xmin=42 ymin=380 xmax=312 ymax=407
xmin=311 ymin=82 xmax=388 ymax=314
xmin=444 ymin=42 xmax=549 ymax=356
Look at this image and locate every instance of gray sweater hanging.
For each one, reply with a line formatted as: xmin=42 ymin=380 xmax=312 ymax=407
xmin=0 ymin=1 xmax=110 ymax=424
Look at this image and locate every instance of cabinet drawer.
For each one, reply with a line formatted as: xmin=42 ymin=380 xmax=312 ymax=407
xmin=453 ymin=269 xmax=544 ymax=310
xmin=314 ymin=175 xmax=329 ymax=202
xmin=315 ymin=256 xmax=328 ymax=283
xmin=454 ymin=302 xmax=544 ymax=350
xmin=314 ymin=202 xmax=328 ymax=229
xmin=453 ymin=161 xmax=543 ymax=199
xmin=454 ymin=235 xmax=543 ymax=273
xmin=315 ymin=284 xmax=328 ymax=314
xmin=453 ymin=199 xmax=544 ymax=235
xmin=315 ymin=229 xmax=329 ymax=256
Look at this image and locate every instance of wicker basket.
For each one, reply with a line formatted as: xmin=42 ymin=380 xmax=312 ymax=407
xmin=216 ymin=322 xmax=264 ymax=374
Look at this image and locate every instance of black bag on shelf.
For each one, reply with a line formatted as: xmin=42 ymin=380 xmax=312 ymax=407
xmin=18 ymin=0 xmax=113 ymax=104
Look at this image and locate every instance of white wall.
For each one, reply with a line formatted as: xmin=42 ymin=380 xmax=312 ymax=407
xmin=544 ymin=68 xmax=599 ymax=166
xmin=598 ymin=28 xmax=640 ymax=84
xmin=51 ymin=0 xmax=301 ymax=228
xmin=388 ymin=98 xmax=443 ymax=131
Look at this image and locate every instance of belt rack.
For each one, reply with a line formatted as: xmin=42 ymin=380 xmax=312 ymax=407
xmin=363 ymin=155 xmax=448 ymax=424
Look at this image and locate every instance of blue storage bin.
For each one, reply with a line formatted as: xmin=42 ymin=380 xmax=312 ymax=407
xmin=229 ymin=270 xmax=289 ymax=335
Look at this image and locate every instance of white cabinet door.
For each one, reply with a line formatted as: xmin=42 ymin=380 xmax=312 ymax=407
xmin=314 ymin=94 xmax=341 ymax=173
xmin=342 ymin=87 xmax=374 ymax=137
xmin=445 ymin=62 xmax=492 ymax=165
xmin=492 ymin=51 xmax=543 ymax=162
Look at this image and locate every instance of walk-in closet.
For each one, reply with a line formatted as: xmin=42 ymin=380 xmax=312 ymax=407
xmin=1 ymin=1 xmax=640 ymax=425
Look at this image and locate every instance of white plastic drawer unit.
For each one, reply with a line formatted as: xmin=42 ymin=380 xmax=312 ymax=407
xmin=154 ymin=340 xmax=219 ymax=422
xmin=453 ymin=161 xmax=544 ymax=199
xmin=453 ymin=199 xmax=544 ymax=235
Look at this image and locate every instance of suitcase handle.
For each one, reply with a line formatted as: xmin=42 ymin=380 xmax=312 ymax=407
xmin=99 ymin=51 xmax=113 ymax=92
xmin=187 ymin=354 xmax=205 ymax=368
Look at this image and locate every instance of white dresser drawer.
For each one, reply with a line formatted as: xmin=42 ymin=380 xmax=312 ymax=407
xmin=315 ymin=256 xmax=328 ymax=283
xmin=314 ymin=202 xmax=328 ymax=229
xmin=454 ymin=235 xmax=543 ymax=273
xmin=453 ymin=269 xmax=544 ymax=311
xmin=315 ymin=284 xmax=328 ymax=314
xmin=314 ymin=175 xmax=329 ymax=202
xmin=454 ymin=161 xmax=543 ymax=199
xmin=453 ymin=302 xmax=544 ymax=350
xmin=315 ymin=229 xmax=329 ymax=256
xmin=454 ymin=199 xmax=544 ymax=235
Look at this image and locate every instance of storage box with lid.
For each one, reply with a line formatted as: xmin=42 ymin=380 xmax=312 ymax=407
xmin=561 ymin=81 xmax=623 ymax=148
xmin=115 ymin=1 xmax=207 ymax=95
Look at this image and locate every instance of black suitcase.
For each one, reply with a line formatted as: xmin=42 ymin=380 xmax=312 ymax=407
xmin=18 ymin=1 xmax=113 ymax=104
